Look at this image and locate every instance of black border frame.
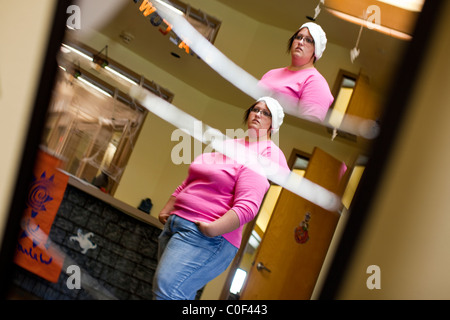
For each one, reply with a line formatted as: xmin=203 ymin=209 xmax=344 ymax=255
xmin=0 ymin=0 xmax=72 ymax=298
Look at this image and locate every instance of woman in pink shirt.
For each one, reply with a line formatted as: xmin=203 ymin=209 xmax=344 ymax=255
xmin=153 ymin=97 xmax=289 ymax=300
xmin=259 ymin=22 xmax=334 ymax=123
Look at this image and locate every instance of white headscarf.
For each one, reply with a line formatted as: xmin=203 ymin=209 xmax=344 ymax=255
xmin=299 ymin=22 xmax=327 ymax=61
xmin=256 ymin=97 xmax=285 ymax=133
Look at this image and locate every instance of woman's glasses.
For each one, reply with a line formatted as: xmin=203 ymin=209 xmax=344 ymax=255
xmin=294 ymin=34 xmax=314 ymax=46
xmin=250 ymin=107 xmax=272 ymax=118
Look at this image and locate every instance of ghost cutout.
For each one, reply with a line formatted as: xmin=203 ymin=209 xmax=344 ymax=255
xmin=70 ymin=229 xmax=97 ymax=254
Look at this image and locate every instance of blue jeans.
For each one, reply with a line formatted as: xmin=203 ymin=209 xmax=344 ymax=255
xmin=153 ymin=215 xmax=238 ymax=300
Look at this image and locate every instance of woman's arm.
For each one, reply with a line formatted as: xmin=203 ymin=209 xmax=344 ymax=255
xmin=195 ymin=210 xmax=240 ymax=238
xmin=159 ymin=195 xmax=177 ymax=225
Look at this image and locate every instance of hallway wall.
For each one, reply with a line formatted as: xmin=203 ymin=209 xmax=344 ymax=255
xmin=336 ymin=0 xmax=450 ymax=299
xmin=0 ymin=0 xmax=57 ymax=250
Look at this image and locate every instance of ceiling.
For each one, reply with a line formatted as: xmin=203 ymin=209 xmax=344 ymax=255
xmin=82 ymin=0 xmax=421 ymax=127
xmin=212 ymin=0 xmax=420 ymax=94
xmin=217 ymin=0 xmax=420 ymax=38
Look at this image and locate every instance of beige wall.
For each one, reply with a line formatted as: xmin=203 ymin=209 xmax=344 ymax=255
xmin=336 ymin=0 xmax=450 ymax=299
xmin=0 ymin=0 xmax=57 ymax=249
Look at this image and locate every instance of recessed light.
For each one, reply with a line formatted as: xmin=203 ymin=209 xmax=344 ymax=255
xmin=377 ymin=0 xmax=424 ymax=12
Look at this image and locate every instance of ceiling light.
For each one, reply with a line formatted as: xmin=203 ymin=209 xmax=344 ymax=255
xmin=327 ymin=8 xmax=412 ymax=40
xmin=105 ymin=66 xmax=138 ymax=85
xmin=61 ymin=43 xmax=92 ymax=61
xmin=62 ymin=43 xmax=138 ymax=86
xmin=93 ymin=55 xmax=109 ymax=69
xmin=78 ymin=76 xmax=113 ymax=98
xmin=377 ymin=0 xmax=424 ymax=12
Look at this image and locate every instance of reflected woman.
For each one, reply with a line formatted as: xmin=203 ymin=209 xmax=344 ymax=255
xmin=259 ymin=22 xmax=334 ymax=123
xmin=153 ymin=97 xmax=288 ymax=300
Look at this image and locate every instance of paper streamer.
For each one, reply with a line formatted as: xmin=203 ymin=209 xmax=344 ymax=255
xmin=129 ymin=86 xmax=341 ymax=212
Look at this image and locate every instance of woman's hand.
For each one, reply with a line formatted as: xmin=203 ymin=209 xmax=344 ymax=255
xmin=195 ymin=221 xmax=217 ymax=238
xmin=159 ymin=196 xmax=177 ymax=225
xmin=159 ymin=211 xmax=171 ymax=225
xmin=195 ymin=210 xmax=240 ymax=238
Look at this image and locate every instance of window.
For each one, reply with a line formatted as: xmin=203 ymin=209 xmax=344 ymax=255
xmin=326 ymin=69 xmax=382 ymax=141
xmin=42 ymin=70 xmax=142 ymax=195
xmin=40 ymin=41 xmax=174 ymax=194
xmin=341 ymin=155 xmax=368 ymax=209
xmin=326 ymin=70 xmax=358 ymax=141
xmin=169 ymin=0 xmax=222 ymax=43
xmin=328 ymin=74 xmax=357 ymax=129
xmin=229 ymin=268 xmax=248 ymax=296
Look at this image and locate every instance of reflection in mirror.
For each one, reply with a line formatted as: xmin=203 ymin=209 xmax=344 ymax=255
xmin=6 ymin=0 xmax=425 ymax=301
xmin=40 ymin=40 xmax=174 ymax=195
xmin=326 ymin=70 xmax=358 ymax=141
xmin=224 ymin=149 xmax=310 ymax=300
xmin=42 ymin=70 xmax=146 ymax=194
xmin=341 ymin=155 xmax=368 ymax=209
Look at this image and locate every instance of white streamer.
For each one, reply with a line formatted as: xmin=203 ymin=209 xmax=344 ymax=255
xmin=130 ymin=86 xmax=341 ymax=212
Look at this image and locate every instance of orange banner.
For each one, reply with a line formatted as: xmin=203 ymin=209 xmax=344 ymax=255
xmin=14 ymin=150 xmax=68 ymax=283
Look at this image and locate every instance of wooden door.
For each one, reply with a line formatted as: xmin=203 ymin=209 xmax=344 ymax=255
xmin=346 ymin=72 xmax=382 ymax=121
xmin=239 ymin=148 xmax=347 ymax=300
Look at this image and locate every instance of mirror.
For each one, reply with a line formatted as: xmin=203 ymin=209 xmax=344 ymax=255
xmin=6 ymin=0 xmax=425 ymax=300
xmin=60 ymin=0 xmax=417 ymax=210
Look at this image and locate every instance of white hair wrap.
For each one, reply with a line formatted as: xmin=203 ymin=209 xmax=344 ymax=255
xmin=299 ymin=22 xmax=327 ymax=61
xmin=256 ymin=96 xmax=284 ymax=133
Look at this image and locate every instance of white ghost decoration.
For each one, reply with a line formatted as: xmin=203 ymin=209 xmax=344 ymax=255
xmin=70 ymin=229 xmax=97 ymax=254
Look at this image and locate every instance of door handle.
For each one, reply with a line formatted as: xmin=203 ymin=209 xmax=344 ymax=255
xmin=256 ymin=262 xmax=271 ymax=273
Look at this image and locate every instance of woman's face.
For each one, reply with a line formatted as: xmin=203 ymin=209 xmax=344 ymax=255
xmin=290 ymin=27 xmax=315 ymax=64
xmin=247 ymin=101 xmax=272 ymax=138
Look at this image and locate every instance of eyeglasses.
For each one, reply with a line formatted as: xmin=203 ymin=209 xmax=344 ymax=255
xmin=294 ymin=34 xmax=314 ymax=46
xmin=250 ymin=107 xmax=272 ymax=118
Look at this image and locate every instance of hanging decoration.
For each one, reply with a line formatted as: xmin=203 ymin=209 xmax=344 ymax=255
xmin=133 ymin=0 xmax=189 ymax=54
xmin=307 ymin=0 xmax=325 ymax=21
xmin=132 ymin=0 xmax=219 ymax=58
xmin=14 ymin=150 xmax=68 ymax=283
xmin=294 ymin=212 xmax=311 ymax=244
xmin=350 ymin=8 xmax=372 ymax=63
xmin=331 ymin=127 xmax=338 ymax=141
xmin=70 ymin=229 xmax=98 ymax=254
xmin=350 ymin=22 xmax=363 ymax=63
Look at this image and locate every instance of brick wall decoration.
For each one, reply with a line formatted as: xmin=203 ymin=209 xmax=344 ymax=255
xmin=10 ymin=184 xmax=162 ymax=300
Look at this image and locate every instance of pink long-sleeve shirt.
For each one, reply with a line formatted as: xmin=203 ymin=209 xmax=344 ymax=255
xmin=259 ymin=67 xmax=334 ymax=122
xmin=171 ymin=138 xmax=289 ymax=248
